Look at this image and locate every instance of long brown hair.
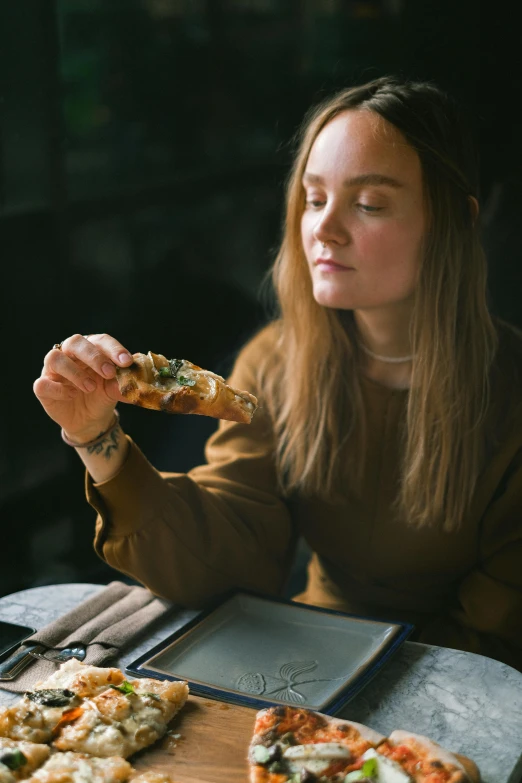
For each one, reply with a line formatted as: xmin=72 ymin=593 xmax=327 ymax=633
xmin=260 ymin=76 xmax=498 ymax=531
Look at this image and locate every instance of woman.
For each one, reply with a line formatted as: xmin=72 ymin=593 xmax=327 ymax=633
xmin=34 ymin=76 xmax=522 ymax=671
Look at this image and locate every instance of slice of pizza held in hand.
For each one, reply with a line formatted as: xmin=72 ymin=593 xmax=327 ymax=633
xmin=116 ymin=352 xmax=258 ymax=424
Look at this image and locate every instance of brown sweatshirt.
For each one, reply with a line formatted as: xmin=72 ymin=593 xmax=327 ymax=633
xmin=87 ymin=324 xmax=522 ymax=672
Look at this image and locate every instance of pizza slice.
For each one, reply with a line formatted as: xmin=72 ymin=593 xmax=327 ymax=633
xmin=52 ymin=676 xmax=189 ymax=758
xmin=248 ymin=705 xmax=385 ymax=782
xmin=25 ymin=751 xmax=131 ymax=783
xmin=0 ymin=660 xmax=189 ymax=762
xmin=248 ymin=708 xmax=482 ymax=783
xmin=0 ymin=661 xmax=125 ymax=743
xmin=116 ymin=351 xmax=258 ymax=423
xmin=0 ymin=689 xmax=83 ymax=745
xmin=0 ymin=738 xmax=50 ymax=783
xmin=369 ymin=729 xmax=480 ymax=783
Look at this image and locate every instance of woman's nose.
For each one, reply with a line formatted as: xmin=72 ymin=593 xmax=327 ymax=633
xmin=313 ymin=206 xmax=349 ymax=246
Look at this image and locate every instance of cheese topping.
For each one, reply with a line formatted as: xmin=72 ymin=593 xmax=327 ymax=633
xmin=152 ymin=360 xmax=211 ymax=395
xmin=284 ymin=743 xmax=352 ymax=760
xmin=28 ymin=751 xmax=131 ymax=783
xmin=283 ymin=742 xmax=352 ymax=775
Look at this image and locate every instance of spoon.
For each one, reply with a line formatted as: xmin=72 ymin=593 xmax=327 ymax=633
xmin=29 ymin=644 xmax=87 ymax=663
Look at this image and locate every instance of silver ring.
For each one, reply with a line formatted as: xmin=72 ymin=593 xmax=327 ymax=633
xmin=53 ymin=342 xmax=63 ymax=351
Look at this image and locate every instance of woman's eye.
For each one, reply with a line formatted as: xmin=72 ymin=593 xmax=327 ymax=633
xmin=305 ymin=198 xmax=325 ymax=209
xmin=357 ymin=203 xmax=383 ymax=213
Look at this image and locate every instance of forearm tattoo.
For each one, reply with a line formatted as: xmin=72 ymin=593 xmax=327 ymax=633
xmin=87 ymin=426 xmax=121 ymax=460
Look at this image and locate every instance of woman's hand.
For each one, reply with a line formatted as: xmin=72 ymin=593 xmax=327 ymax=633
xmin=34 ymin=333 xmax=134 ymax=443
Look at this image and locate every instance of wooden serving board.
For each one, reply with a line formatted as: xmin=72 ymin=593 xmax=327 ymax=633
xmin=128 ymin=695 xmax=483 ymax=783
xmin=130 ymin=695 xmax=257 ymax=783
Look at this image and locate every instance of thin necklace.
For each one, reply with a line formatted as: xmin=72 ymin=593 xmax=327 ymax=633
xmin=358 ymin=342 xmax=414 ymax=364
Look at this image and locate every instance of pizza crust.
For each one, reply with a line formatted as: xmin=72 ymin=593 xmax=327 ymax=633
xmin=387 ymin=730 xmax=480 ymax=782
xmin=454 ymin=754 xmax=481 ymax=783
xmin=116 ymin=352 xmax=257 ymax=423
xmin=340 ymin=718 xmax=385 ymax=748
xmin=36 ymin=659 xmax=125 ymax=698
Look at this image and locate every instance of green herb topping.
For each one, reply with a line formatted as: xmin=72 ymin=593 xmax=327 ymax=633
xmin=25 ymin=689 xmax=76 ymax=707
xmin=110 ymin=680 xmax=136 ymax=695
xmin=156 ymin=359 xmax=195 ymax=386
xmin=344 ymin=757 xmax=378 ymax=782
xmin=0 ymin=749 xmax=28 ymax=770
xmin=157 ymin=359 xmax=183 ymax=379
xmin=177 ymin=375 xmax=196 ymax=387
xmin=362 ymin=758 xmax=378 ymax=778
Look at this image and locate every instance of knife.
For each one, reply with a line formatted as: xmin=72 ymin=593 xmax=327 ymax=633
xmin=0 ymin=643 xmax=46 ymax=681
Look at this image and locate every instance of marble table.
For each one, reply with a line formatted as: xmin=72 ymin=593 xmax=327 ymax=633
xmin=0 ymin=583 xmax=521 ymax=783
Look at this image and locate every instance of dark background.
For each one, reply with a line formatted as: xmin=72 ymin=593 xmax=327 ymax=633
xmin=1 ymin=0 xmax=521 ymax=598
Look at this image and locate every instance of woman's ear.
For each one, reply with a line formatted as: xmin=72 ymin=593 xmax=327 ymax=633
xmin=469 ymin=195 xmax=479 ymax=223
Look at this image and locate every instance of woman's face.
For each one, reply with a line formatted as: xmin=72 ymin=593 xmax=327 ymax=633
xmin=300 ymin=109 xmax=426 ymax=313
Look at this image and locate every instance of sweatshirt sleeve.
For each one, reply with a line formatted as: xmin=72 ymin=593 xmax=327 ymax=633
xmin=417 ymin=446 xmax=522 ymax=672
xmin=87 ymin=326 xmax=296 ymax=608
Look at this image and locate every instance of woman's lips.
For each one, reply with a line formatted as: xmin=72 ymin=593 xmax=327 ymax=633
xmin=315 ymin=258 xmax=354 ymax=272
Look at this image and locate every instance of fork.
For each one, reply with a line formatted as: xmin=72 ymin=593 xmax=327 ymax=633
xmin=0 ymin=643 xmax=87 ymax=680
xmin=29 ymin=644 xmax=87 ymax=663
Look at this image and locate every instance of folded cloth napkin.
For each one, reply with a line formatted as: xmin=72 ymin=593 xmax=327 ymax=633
xmin=1 ymin=581 xmax=173 ymax=693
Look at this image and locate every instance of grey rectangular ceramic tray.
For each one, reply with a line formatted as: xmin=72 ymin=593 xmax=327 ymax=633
xmin=126 ymin=591 xmax=412 ymax=715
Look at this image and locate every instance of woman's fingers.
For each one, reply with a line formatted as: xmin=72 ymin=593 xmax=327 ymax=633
xmin=43 ymin=333 xmax=133 ymax=389
xmin=34 ymin=376 xmax=79 ymax=401
xmin=35 ymin=334 xmax=129 ymax=434
xmin=44 ymin=345 xmax=99 ymax=392
xmin=105 ymin=377 xmax=127 ymax=402
xmin=84 ymin=333 xmax=133 ymax=369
